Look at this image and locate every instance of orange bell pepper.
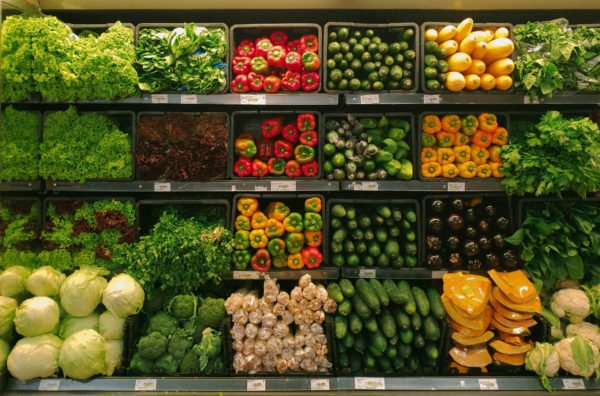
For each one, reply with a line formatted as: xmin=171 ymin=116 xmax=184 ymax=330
xmin=304 ymin=197 xmax=321 ymax=213
xmin=422 ymin=114 xmax=442 ymax=134
xmin=454 ymin=132 xmax=470 ymax=146
xmin=287 ymin=253 xmax=304 ymax=269
xmin=490 ymin=162 xmax=504 ymax=178
xmin=488 ymin=145 xmax=502 ymax=163
xmin=235 ymin=215 xmax=251 ymax=231
xmin=436 ymin=131 xmax=455 ymax=148
xmin=477 ymin=113 xmax=498 ymax=133
xmin=437 ymin=148 xmax=456 ymax=165
xmin=441 ymin=114 xmax=462 ymax=133
xmin=421 ymin=148 xmax=438 ymax=164
xmin=492 ymin=127 xmax=508 ymax=146
xmin=458 ymin=161 xmax=477 ymax=178
xmin=265 ymin=218 xmax=285 ymax=238
xmin=237 ymin=197 xmax=259 ymax=216
xmin=304 ymin=230 xmax=323 ymax=247
xmin=266 ymin=202 xmax=290 ymax=222
xmin=442 ymin=164 xmax=459 ymax=178
xmin=476 ymin=164 xmax=492 ymax=178
xmin=421 ymin=162 xmax=442 ymax=178
xmin=472 ymin=130 xmax=492 ymax=148
xmin=471 ymin=145 xmax=490 ymax=165
xmin=251 ymin=211 xmax=268 ymax=229
xmin=453 ymin=145 xmax=471 ymax=163
xmin=249 ymin=229 xmax=268 ymax=249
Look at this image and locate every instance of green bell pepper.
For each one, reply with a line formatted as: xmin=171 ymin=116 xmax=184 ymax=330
xmin=384 ymin=159 xmax=402 ymax=177
xmin=395 ymin=140 xmax=410 ymax=160
xmin=383 ymin=138 xmax=398 ymax=154
xmin=232 ymin=249 xmax=252 ymax=270
xmin=273 ymin=255 xmax=288 ymax=268
xmin=397 ymin=159 xmax=413 ymax=180
xmin=303 ymin=212 xmax=323 ymax=231
xmin=390 ymin=118 xmax=410 ymax=131
xmin=376 ymin=150 xmax=393 ymax=163
xmin=294 ymin=145 xmax=316 ymax=165
xmin=421 ymin=133 xmax=437 ymax=148
xmin=285 ymin=232 xmax=306 ymax=254
xmin=360 ymin=118 xmax=378 ymax=129
xmin=388 ymin=128 xmax=407 ymax=141
xmin=234 ymin=230 xmax=251 ymax=250
xmin=283 ymin=212 xmax=304 ymax=233
xmin=267 ymin=238 xmax=286 ymax=257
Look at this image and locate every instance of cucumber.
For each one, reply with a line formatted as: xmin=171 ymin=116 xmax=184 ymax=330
xmin=335 ymin=316 xmax=348 ymax=339
xmin=339 ymin=279 xmax=356 ymax=298
xmin=364 ymin=352 xmax=377 ymax=367
xmin=398 ymin=281 xmax=416 ymax=315
xmin=411 ymin=311 xmax=422 ymax=331
xmin=399 ymin=328 xmax=413 ymax=344
xmin=338 ymin=300 xmax=352 ymax=316
xmin=392 ymin=356 xmax=405 ymax=370
xmin=365 ymin=317 xmax=379 ymax=333
xmin=408 ymin=356 xmax=419 ymax=371
xmin=368 ymin=344 xmax=383 ymax=357
xmin=371 ymin=330 xmax=388 ymax=353
xmin=356 ymin=279 xmax=381 ymax=314
xmin=343 ymin=332 xmax=355 ymax=348
xmin=412 ymin=332 xmax=425 ymax=349
xmin=412 ymin=286 xmax=430 ymax=317
xmin=327 ymin=283 xmax=344 ymax=304
xmin=369 ymin=278 xmax=390 ymax=306
xmin=337 ymin=341 xmax=347 ymax=354
xmin=378 ymin=356 xmax=393 ymax=374
xmin=397 ymin=280 xmax=411 ymax=304
xmin=338 ymin=352 xmax=350 ymax=368
xmin=383 ymin=279 xmax=406 ymax=304
xmin=427 ymin=288 xmax=446 ymax=320
xmin=424 ymin=343 xmax=439 ymax=361
xmin=423 ymin=315 xmax=441 ymax=341
xmin=354 ymin=334 xmax=367 ymax=353
xmin=379 ymin=309 xmax=397 ymax=339
xmin=385 ymin=346 xmax=398 ymax=359
xmin=389 ymin=334 xmax=399 ymax=346
xmin=349 ymin=313 xmax=363 ymax=334
xmin=398 ymin=343 xmax=411 ymax=359
xmin=352 ymin=293 xmax=372 ymax=319
xmin=332 ymin=228 xmax=348 ymax=243
xmin=393 ymin=309 xmax=411 ymax=330
xmin=350 ymin=351 xmax=363 ymax=371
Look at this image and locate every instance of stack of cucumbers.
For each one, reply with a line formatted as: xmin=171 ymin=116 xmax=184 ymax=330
xmin=329 ymin=203 xmax=418 ymax=268
xmin=325 ymin=26 xmax=417 ymax=91
xmin=329 ymin=279 xmax=446 ymax=374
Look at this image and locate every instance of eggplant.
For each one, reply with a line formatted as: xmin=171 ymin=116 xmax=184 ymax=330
xmin=503 ymin=250 xmax=519 ymax=269
xmin=465 ymin=226 xmax=477 ymax=239
xmin=464 ymin=208 xmax=477 ymax=224
xmin=447 ymin=214 xmax=465 ymax=231
xmin=464 ymin=240 xmax=480 ymax=257
xmin=484 ymin=205 xmax=496 ymax=217
xmin=478 ymin=220 xmax=490 ymax=234
xmin=451 ymin=199 xmax=465 ymax=212
xmin=431 ymin=200 xmax=445 ymax=214
xmin=485 ymin=253 xmax=500 ymax=269
xmin=428 ymin=217 xmax=443 ymax=233
xmin=492 ymin=234 xmax=506 ymax=249
xmin=426 ymin=254 xmax=443 ymax=269
xmin=496 ymin=217 xmax=510 ymax=231
xmin=478 ymin=236 xmax=492 ymax=251
xmin=447 ymin=236 xmax=461 ymax=251
xmin=467 ymin=257 xmax=483 ymax=271
xmin=448 ymin=252 xmax=464 ymax=270
xmin=426 ymin=235 xmax=443 ymax=252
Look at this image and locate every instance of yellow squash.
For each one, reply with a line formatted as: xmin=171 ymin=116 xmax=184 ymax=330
xmin=492 ymin=287 xmax=542 ymax=314
xmin=490 ymin=339 xmax=533 ymax=355
xmin=488 ymin=269 xmax=537 ymax=303
xmin=493 ymin=352 xmax=526 ymax=366
xmin=437 ymin=25 xmax=457 ymax=43
xmin=452 ymin=330 xmax=495 ymax=346
xmin=442 ymin=294 xmax=492 ymax=331
xmin=450 ymin=345 xmax=492 ymax=368
xmin=443 ymin=273 xmax=492 ymax=316
xmin=454 ymin=18 xmax=474 ymax=42
xmin=482 ymin=38 xmax=515 ymax=63
xmin=486 ymin=58 xmax=515 ymax=77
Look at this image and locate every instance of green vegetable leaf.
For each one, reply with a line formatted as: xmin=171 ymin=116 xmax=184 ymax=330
xmin=505 ymin=229 xmax=524 ymax=245
xmin=571 ymin=336 xmax=595 ymax=375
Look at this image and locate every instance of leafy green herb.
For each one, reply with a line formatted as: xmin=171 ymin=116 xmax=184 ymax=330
xmin=0 ymin=107 xmax=39 ymax=181
xmin=0 ymin=248 xmax=38 ymax=270
xmin=0 ymin=200 xmax=38 ymax=249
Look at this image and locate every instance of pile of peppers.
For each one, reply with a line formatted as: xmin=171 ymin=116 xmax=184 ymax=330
xmin=233 ymin=113 xmax=319 ymax=178
xmin=233 ymin=197 xmax=324 ymax=272
xmin=230 ymin=30 xmax=321 ymax=93
xmin=420 ymin=113 xmax=507 ymax=179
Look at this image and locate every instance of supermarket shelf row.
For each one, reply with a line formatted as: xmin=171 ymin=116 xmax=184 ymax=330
xmin=222 ymin=267 xmax=450 ymax=280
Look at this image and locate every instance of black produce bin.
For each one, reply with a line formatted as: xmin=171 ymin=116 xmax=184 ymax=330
xmin=323 ymin=22 xmax=419 ymax=93
xmin=0 ymin=197 xmax=42 ymax=252
xmin=229 ymin=111 xmax=322 ymax=180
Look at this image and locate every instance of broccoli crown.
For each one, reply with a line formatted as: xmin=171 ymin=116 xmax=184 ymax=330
xmin=168 ymin=328 xmax=194 ymax=361
xmin=179 ymin=350 xmax=199 ymax=375
xmin=167 ymin=294 xmax=198 ymax=320
xmin=154 ymin=354 xmax=178 ymax=375
xmin=183 ymin=316 xmax=206 ymax=344
xmin=193 ymin=328 xmax=223 ymax=372
xmin=130 ymin=351 xmax=154 ymax=374
xmin=147 ymin=311 xmax=178 ymax=337
xmin=138 ymin=331 xmax=167 ymax=360
xmin=197 ymin=297 xmax=226 ymax=328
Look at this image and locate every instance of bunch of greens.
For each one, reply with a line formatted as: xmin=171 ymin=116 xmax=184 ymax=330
xmin=39 ymin=106 xmax=133 ymax=182
xmin=514 ymin=19 xmax=600 ymax=99
xmin=136 ymin=24 xmax=227 ymax=94
xmin=506 ymin=200 xmax=600 ymax=290
xmin=0 ymin=249 xmax=38 ymax=270
xmin=1 ymin=16 xmax=137 ymax=102
xmin=0 ymin=200 xmax=38 ymax=250
xmin=123 ymin=208 xmax=232 ymax=294
xmin=501 ymin=111 xmax=600 ymax=197
xmin=0 ymin=107 xmax=39 ymax=181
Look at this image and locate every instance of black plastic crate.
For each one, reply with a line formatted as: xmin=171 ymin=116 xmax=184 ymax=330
xmin=323 ymin=22 xmax=419 ymax=93
xmin=229 ymin=111 xmax=322 ymax=180
xmin=0 ymin=197 xmax=42 ymax=253
xmin=416 ymin=111 xmax=509 ymax=182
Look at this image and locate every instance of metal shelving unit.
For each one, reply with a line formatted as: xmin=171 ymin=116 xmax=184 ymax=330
xmin=0 ymin=181 xmax=42 ymax=192
xmin=223 ymin=267 xmax=340 ymax=280
xmin=341 ymin=180 xmax=504 ymax=192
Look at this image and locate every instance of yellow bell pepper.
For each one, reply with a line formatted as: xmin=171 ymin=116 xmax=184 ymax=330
xmin=453 ymin=145 xmax=471 ymax=163
xmin=490 ymin=162 xmax=504 ymax=178
xmin=442 ymin=164 xmax=459 ymax=178
xmin=237 ymin=197 xmax=259 ymax=217
xmin=437 ymin=148 xmax=456 ymax=165
xmin=421 ymin=148 xmax=438 ymax=164
xmin=251 ymin=211 xmax=268 ymax=229
xmin=249 ymin=229 xmax=268 ymax=249
xmin=471 ymin=145 xmax=490 ymax=165
xmin=458 ymin=161 xmax=477 ymax=179
xmin=421 ymin=162 xmax=442 ymax=178
xmin=265 ymin=219 xmax=285 ymax=238
xmin=234 ymin=215 xmax=251 ymax=231
xmin=287 ymin=253 xmax=305 ymax=269
xmin=476 ymin=164 xmax=492 ymax=178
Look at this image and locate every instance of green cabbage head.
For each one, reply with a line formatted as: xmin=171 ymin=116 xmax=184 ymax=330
xmin=7 ymin=334 xmax=63 ymax=381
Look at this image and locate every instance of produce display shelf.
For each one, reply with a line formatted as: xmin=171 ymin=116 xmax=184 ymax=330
xmin=341 ymin=180 xmax=504 ymax=192
xmin=341 ymin=267 xmax=450 ymax=279
xmin=0 ymin=181 xmax=42 ymax=192
xmin=344 ymin=93 xmax=600 ymax=105
xmin=223 ymin=267 xmax=340 ymax=280
xmin=46 ymin=180 xmax=340 ymax=192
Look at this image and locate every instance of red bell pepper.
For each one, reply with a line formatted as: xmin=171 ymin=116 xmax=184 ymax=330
xmin=301 ymin=246 xmax=322 ymax=268
xmin=301 ymin=51 xmax=320 ymax=71
xmin=297 ymin=113 xmax=316 ymax=132
xmin=252 ymin=159 xmax=268 ymax=177
xmin=267 ymin=46 xmax=287 ymax=68
xmin=300 ymin=34 xmax=319 ymax=54
xmin=236 ymin=40 xmax=256 ymax=57
xmin=255 ymin=37 xmax=273 ymax=58
xmin=234 ymin=157 xmax=252 ymax=177
xmin=232 ymin=56 xmax=251 ymax=75
xmin=301 ymin=72 xmax=320 ymax=92
xmin=285 ymin=160 xmax=302 ymax=177
xmin=251 ymin=248 xmax=271 ymax=272
xmin=263 ymin=76 xmax=281 ymax=93
xmin=230 ymin=74 xmax=250 ymax=93
xmin=275 ymin=140 xmax=293 ymax=159
xmin=267 ymin=158 xmax=286 ymax=176
xmin=299 ymin=130 xmax=318 ymax=147
xmin=282 ymin=123 xmax=299 ymax=143
xmin=248 ymin=72 xmax=264 ymax=92
xmin=261 ymin=117 xmax=283 ymax=138
xmin=281 ymin=71 xmax=301 ymax=92
xmin=257 ymin=137 xmax=275 ymax=159
xmin=286 ymin=39 xmax=301 ymax=53
xmin=250 ymin=56 xmax=270 ymax=75
xmin=285 ymin=51 xmax=302 ymax=72
xmin=270 ymin=30 xmax=288 ymax=46
xmin=301 ymin=160 xmax=319 ymax=177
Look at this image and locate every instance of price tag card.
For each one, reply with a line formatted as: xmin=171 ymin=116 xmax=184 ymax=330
xmin=151 ymin=94 xmax=168 ymax=104
xmin=563 ymin=378 xmax=586 ymax=390
xmin=432 ymin=270 xmax=448 ymax=279
xmin=360 ymin=94 xmax=380 ymax=105
xmin=523 ymin=96 xmax=541 ymax=105
xmin=423 ymin=94 xmax=441 ymax=104
xmin=362 ymin=181 xmax=379 ymax=191
xmin=247 ymin=379 xmax=266 ymax=391
xmin=358 ymin=268 xmax=377 ymax=278
xmin=153 ymin=182 xmax=171 ymax=192
xmin=254 ymin=184 xmax=269 ymax=192
xmin=240 ymin=94 xmax=266 ymax=105
xmin=135 ymin=379 xmax=157 ymax=391
xmin=39 ymin=379 xmax=61 ymax=391
xmin=180 ymin=94 xmax=198 ymax=104
xmin=355 ymin=377 xmax=385 ymax=390
xmin=478 ymin=378 xmax=499 ymax=390
xmin=447 ymin=182 xmax=466 ymax=192
xmin=271 ymin=181 xmax=296 ymax=192
xmin=233 ymin=271 xmax=260 ymax=280
xmin=310 ymin=379 xmax=330 ymax=391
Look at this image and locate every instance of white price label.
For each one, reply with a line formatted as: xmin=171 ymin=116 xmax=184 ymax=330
xmin=563 ymin=379 xmax=586 ymax=390
xmin=360 ymin=94 xmax=380 ymax=104
xmin=423 ymin=94 xmax=441 ymax=104
xmin=180 ymin=94 xmax=198 ymax=104
xmin=362 ymin=181 xmax=379 ymax=191
xmin=153 ymin=182 xmax=171 ymax=192
xmin=254 ymin=184 xmax=269 ymax=192
xmin=478 ymin=378 xmax=499 ymax=390
xmin=39 ymin=379 xmax=60 ymax=391
xmin=310 ymin=379 xmax=330 ymax=391
xmin=151 ymin=94 xmax=168 ymax=104
xmin=523 ymin=96 xmax=540 ymax=105
xmin=233 ymin=271 xmax=260 ymax=280
xmin=240 ymin=94 xmax=266 ymax=105
xmin=135 ymin=379 xmax=157 ymax=391
xmin=271 ymin=181 xmax=296 ymax=191
xmin=432 ymin=270 xmax=448 ymax=279
xmin=447 ymin=182 xmax=466 ymax=192
xmin=358 ymin=268 xmax=377 ymax=278
xmin=247 ymin=379 xmax=266 ymax=391
xmin=355 ymin=377 xmax=385 ymax=390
